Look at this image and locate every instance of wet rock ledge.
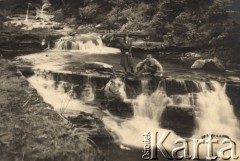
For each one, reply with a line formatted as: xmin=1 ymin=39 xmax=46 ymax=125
xmin=0 ymin=59 xmax=101 ymax=161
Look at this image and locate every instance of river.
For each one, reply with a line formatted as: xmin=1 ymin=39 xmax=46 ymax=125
xmin=13 ymin=35 xmax=240 ymax=161
xmin=7 ymin=5 xmax=240 ymax=161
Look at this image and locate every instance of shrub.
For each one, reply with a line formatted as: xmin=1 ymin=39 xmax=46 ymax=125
xmin=79 ymin=4 xmax=99 ymax=23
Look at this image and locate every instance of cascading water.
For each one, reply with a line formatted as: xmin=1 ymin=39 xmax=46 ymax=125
xmin=52 ymin=33 xmax=120 ymax=54
xmin=140 ymin=79 xmax=149 ymax=94
xmin=27 ymin=71 xmax=97 ymax=116
xmin=80 ymin=75 xmax=95 ymax=102
xmin=25 ymin=3 xmax=30 ymax=21
xmin=36 ymin=0 xmax=54 ymax=21
xmin=103 ymin=80 xmax=240 ymax=159
xmin=194 ymin=81 xmax=240 ymax=138
xmin=5 ymin=0 xmax=59 ymax=30
xmin=15 ymin=33 xmax=120 ymax=73
xmin=132 ymin=80 xmax=171 ymax=120
xmin=103 ymin=87 xmax=175 ymax=147
xmin=54 ymin=35 xmax=104 ymax=51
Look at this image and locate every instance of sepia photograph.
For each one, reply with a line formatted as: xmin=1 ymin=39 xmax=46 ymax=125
xmin=0 ymin=0 xmax=239 ymax=160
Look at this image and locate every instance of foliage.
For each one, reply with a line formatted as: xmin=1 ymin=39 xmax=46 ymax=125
xmin=1 ymin=0 xmax=240 ymax=59
xmin=79 ymin=3 xmax=99 ymax=23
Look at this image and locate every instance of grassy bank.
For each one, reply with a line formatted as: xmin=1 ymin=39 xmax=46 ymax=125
xmin=0 ymin=59 xmax=101 ymax=161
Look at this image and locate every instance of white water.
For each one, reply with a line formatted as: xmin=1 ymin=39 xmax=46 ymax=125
xmin=103 ymin=81 xmax=240 ymax=159
xmin=80 ymin=76 xmax=95 ymax=102
xmin=53 ymin=34 xmax=120 ymax=54
xmin=195 ymin=81 xmax=240 ymax=138
xmin=4 ymin=1 xmax=62 ymax=31
xmin=25 ymin=65 xmax=240 ymax=159
xmin=103 ymin=88 xmax=174 ymax=147
xmin=25 ymin=3 xmax=30 ymax=21
xmin=28 ymin=72 xmax=97 ymax=116
xmin=36 ymin=1 xmax=54 ymax=22
xmin=54 ymin=34 xmax=104 ymax=51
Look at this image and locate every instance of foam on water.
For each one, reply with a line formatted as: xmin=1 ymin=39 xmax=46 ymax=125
xmin=194 ymin=81 xmax=240 ymax=138
xmin=103 ymin=81 xmax=240 ymax=159
xmin=54 ymin=34 xmax=104 ymax=51
xmin=28 ymin=73 xmax=97 ymax=116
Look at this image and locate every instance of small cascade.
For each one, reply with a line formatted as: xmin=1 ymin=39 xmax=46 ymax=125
xmin=103 ymin=79 xmax=240 ymax=150
xmin=80 ymin=75 xmax=95 ymax=102
xmin=194 ymin=81 xmax=240 ymax=138
xmin=27 ymin=71 xmax=96 ymax=115
xmin=140 ymin=79 xmax=149 ymax=94
xmin=25 ymin=3 xmax=30 ymax=21
xmin=164 ymin=78 xmax=202 ymax=95
xmin=54 ymin=35 xmax=104 ymax=51
xmin=133 ymin=88 xmax=171 ymax=120
xmin=36 ymin=0 xmax=53 ymax=21
xmin=40 ymin=3 xmax=45 ymax=15
xmin=21 ymin=60 xmax=240 ymax=157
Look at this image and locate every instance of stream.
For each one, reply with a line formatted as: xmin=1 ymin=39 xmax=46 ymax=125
xmin=5 ymin=2 xmax=240 ymax=161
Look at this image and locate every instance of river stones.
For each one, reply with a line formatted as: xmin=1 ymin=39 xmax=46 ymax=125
xmin=102 ymin=100 xmax=134 ymax=118
xmin=84 ymin=62 xmax=113 ymax=72
xmin=161 ymin=105 xmax=196 ymax=136
xmin=191 ymin=57 xmax=225 ymax=72
xmin=68 ymin=112 xmax=104 ymax=129
xmin=180 ymin=52 xmax=202 ymax=66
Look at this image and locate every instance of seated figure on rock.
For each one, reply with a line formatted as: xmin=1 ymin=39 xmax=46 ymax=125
xmin=135 ymin=54 xmax=163 ymax=77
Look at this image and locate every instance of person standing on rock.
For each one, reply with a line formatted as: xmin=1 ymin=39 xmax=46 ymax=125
xmin=119 ymin=35 xmax=134 ymax=74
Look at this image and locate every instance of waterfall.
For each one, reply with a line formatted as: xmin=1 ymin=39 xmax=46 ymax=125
xmin=141 ymin=79 xmax=149 ymax=94
xmin=133 ymin=88 xmax=171 ymax=121
xmin=41 ymin=3 xmax=45 ymax=15
xmin=24 ymin=65 xmax=239 ymax=158
xmin=25 ymin=3 xmax=30 ymax=21
xmin=54 ymin=35 xmax=104 ymax=51
xmin=35 ymin=0 xmax=54 ymax=21
xmin=194 ymin=81 xmax=240 ymax=138
xmin=103 ymin=79 xmax=240 ymax=152
xmin=27 ymin=72 xmax=96 ymax=115
xmin=80 ymin=75 xmax=95 ymax=102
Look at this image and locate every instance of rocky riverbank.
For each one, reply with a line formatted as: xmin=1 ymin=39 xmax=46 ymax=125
xmin=0 ymin=59 xmax=101 ymax=161
xmin=0 ymin=25 xmax=62 ymax=59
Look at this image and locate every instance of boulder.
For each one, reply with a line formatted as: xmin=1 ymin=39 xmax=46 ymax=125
xmin=160 ymin=105 xmax=196 ymax=136
xmin=104 ymin=78 xmax=126 ymax=101
xmin=50 ymin=25 xmax=64 ymax=30
xmin=180 ymin=52 xmax=202 ymax=66
xmin=95 ymin=24 xmax=102 ymax=29
xmin=102 ymin=100 xmax=134 ymax=118
xmin=68 ymin=112 xmax=104 ymax=129
xmin=191 ymin=57 xmax=225 ymax=72
xmin=84 ymin=62 xmax=113 ymax=72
